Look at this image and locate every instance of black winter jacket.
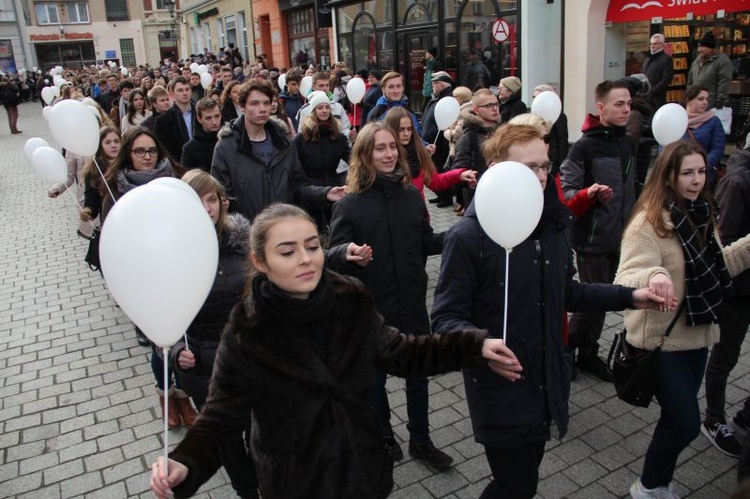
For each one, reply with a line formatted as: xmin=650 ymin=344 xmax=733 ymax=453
xmin=431 ymin=184 xmax=635 ymax=449
xmin=421 ymin=87 xmax=455 ymax=171
xmin=452 ymin=113 xmax=496 ymax=176
xmin=155 ymin=102 xmax=199 ymax=162
xmin=499 ymin=92 xmax=527 ymax=124
xmin=560 ymin=114 xmax=636 ymax=254
xmin=717 ymin=148 xmax=750 ymax=297
xmin=168 ymin=270 xmax=489 ymax=499
xmin=211 ymin=117 xmax=331 ymax=221
xmin=329 ymin=176 xmax=443 ymax=334
xmin=641 ymin=50 xmax=673 ymax=108
xmin=180 ymin=124 xmax=218 ymax=172
xmin=293 ymin=124 xmax=350 ymax=186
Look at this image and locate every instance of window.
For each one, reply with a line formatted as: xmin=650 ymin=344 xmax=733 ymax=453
xmin=105 ymin=0 xmax=128 ymax=21
xmin=35 ymin=3 xmax=59 ymax=24
xmin=67 ymin=3 xmax=89 ymax=23
xmin=288 ymin=7 xmax=316 ymax=67
xmin=120 ymin=38 xmax=135 ymax=66
xmin=0 ymin=0 xmax=16 ymax=22
xmin=155 ymin=0 xmax=170 ymax=10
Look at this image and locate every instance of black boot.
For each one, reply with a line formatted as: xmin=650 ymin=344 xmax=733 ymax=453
xmin=384 ymin=436 xmax=403 ymax=461
xmin=576 ymin=354 xmax=613 ymax=382
xmin=408 ymin=440 xmax=453 ymax=471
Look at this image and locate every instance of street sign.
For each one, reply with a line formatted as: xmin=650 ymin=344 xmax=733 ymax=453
xmin=492 ymin=18 xmax=510 ymax=42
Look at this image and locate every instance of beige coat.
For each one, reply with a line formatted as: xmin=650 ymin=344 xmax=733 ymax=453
xmin=615 ymin=210 xmax=750 ymax=351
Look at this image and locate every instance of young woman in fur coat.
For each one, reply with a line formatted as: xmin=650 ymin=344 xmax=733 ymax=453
xmin=150 ymin=202 xmax=516 ymax=499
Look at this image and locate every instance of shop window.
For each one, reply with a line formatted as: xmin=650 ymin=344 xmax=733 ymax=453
xmin=337 ymin=4 xmax=361 ymax=34
xmin=352 ymin=13 xmax=376 ymax=71
xmin=398 ymin=0 xmax=437 ymax=26
xmin=35 ymin=3 xmax=59 ymax=25
xmin=288 ymin=7 xmax=316 ymax=67
xmin=105 ymin=0 xmax=128 ymax=21
xmin=338 ymin=35 xmax=353 ymax=71
xmin=364 ymin=0 xmax=392 ymax=28
xmin=120 ymin=38 xmax=136 ymax=67
xmin=379 ymin=31 xmax=394 ymax=70
xmin=155 ymin=0 xmax=169 ymax=9
xmin=0 ymin=0 xmax=16 ymax=22
xmin=67 ymin=3 xmax=89 ymax=24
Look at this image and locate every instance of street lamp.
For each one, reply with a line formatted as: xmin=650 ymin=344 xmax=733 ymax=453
xmin=164 ymin=0 xmax=178 ymax=61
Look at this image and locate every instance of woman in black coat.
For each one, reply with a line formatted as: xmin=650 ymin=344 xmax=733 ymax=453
xmin=328 ymin=122 xmax=452 ymax=470
xmin=293 ymin=91 xmax=350 ymax=234
xmin=1 ymin=76 xmax=21 ymax=134
xmin=431 ymin=124 xmax=667 ymax=498
xmin=151 ymin=203 xmax=514 ymax=499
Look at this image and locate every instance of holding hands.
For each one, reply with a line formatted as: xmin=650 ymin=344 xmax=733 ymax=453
xmin=460 ymin=170 xmax=478 ymax=189
xmin=587 ymin=183 xmax=613 ymax=203
xmin=346 ymin=242 xmax=373 ymax=267
xmin=326 ymin=186 xmax=348 ymax=202
xmin=645 ymin=272 xmax=677 ymax=312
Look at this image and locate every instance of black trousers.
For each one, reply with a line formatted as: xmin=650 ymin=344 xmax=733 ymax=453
xmin=479 ymin=442 xmax=546 ymax=499
xmin=568 ymin=251 xmax=619 ymax=358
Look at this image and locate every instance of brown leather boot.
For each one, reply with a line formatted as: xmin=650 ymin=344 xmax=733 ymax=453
xmin=156 ymin=386 xmax=181 ymax=428
xmin=174 ymin=389 xmax=199 ymax=428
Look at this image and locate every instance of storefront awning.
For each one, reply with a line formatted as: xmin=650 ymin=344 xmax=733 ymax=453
xmin=607 ymin=0 xmax=750 ymax=23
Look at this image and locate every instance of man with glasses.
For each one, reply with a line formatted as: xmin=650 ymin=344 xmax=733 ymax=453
xmin=642 ymin=34 xmax=673 ymax=108
xmin=560 ymin=80 xmax=636 ymax=381
xmin=211 ymin=78 xmax=345 ymax=221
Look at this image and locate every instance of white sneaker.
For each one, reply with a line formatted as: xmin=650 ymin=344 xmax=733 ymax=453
xmin=630 ymin=479 xmax=681 ymax=499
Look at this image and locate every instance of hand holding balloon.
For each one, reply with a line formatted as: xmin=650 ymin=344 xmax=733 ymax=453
xmin=177 ymin=348 xmax=195 ymax=370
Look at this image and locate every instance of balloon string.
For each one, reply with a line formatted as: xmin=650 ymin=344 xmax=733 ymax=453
xmin=503 ymin=249 xmax=511 ymax=343
xmin=184 ymin=333 xmax=189 ymax=351
xmin=163 ymin=346 xmax=169 ymax=475
xmin=93 ymin=158 xmax=117 ymax=205
xmin=64 ymin=187 xmax=98 ymax=231
xmin=433 ymin=133 xmax=439 ymax=146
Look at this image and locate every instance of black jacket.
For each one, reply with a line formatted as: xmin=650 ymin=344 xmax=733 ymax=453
xmin=717 ymin=148 xmax=750 ymax=297
xmin=293 ymin=125 xmax=350 ymax=186
xmin=452 ymin=112 xmax=496 ymax=176
xmin=499 ymin=93 xmax=527 ymax=124
xmin=155 ymin=102 xmax=198 ymax=162
xmin=181 ymin=124 xmax=218 ymax=172
xmin=329 ymin=177 xmax=443 ymax=334
xmin=421 ymin=86 xmax=455 ymax=172
xmin=641 ymin=50 xmax=673 ymax=108
xmin=221 ymin=103 xmax=239 ymax=125
xmin=548 ymin=113 xmax=569 ymax=174
xmin=431 ymin=185 xmax=635 ymax=449
xmin=361 ymin=83 xmax=382 ymax=125
xmin=168 ymin=270 xmax=488 ymax=499
xmin=211 ymin=117 xmax=330 ymax=221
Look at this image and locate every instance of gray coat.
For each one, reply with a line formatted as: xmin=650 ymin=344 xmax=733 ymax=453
xmin=687 ymin=51 xmax=733 ymax=109
xmin=211 ymin=117 xmax=331 ymax=221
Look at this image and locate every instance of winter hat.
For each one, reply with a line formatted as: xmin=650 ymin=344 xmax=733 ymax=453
xmin=500 ymin=76 xmax=522 ymax=94
xmin=698 ymin=31 xmax=716 ymax=49
xmin=307 ymin=90 xmax=329 ymax=110
xmin=367 ymin=69 xmax=382 ymax=80
xmin=427 ymin=47 xmax=438 ymax=58
xmin=431 ymin=71 xmax=453 ymax=84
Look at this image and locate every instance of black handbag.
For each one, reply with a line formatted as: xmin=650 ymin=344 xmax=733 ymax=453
xmin=84 ymin=228 xmax=101 ymax=272
xmin=607 ymin=300 xmax=685 ymax=408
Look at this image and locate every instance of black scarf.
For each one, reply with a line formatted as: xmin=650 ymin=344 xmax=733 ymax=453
xmin=669 ymin=199 xmax=732 ymax=325
xmin=115 ymin=158 xmax=174 ymax=194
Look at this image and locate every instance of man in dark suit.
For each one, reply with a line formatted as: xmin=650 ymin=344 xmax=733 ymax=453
xmin=155 ymin=76 xmax=197 ymax=162
xmin=641 ymin=34 xmax=673 ymax=108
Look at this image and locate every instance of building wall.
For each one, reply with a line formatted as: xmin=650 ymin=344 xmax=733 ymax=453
xmin=142 ymin=0 xmax=181 ymax=65
xmin=521 ymin=0 xmax=562 ymax=106
xmin=251 ymin=0 xmax=285 ymax=68
xmin=181 ymin=0 xmax=254 ymax=63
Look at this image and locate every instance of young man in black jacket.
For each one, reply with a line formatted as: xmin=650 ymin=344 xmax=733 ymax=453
xmin=181 ymin=98 xmax=221 ymax=172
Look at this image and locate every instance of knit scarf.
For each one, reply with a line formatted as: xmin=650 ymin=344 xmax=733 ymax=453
xmin=251 ymin=270 xmax=336 ymax=326
xmin=687 ymin=109 xmax=716 ymax=130
xmin=669 ymin=199 xmax=732 ymax=325
xmin=115 ymin=158 xmax=174 ymax=194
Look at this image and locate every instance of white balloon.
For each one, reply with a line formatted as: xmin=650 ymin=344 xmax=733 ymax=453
xmin=652 ymin=103 xmax=689 ymax=146
xmin=189 ymin=62 xmax=199 ymax=73
xmin=345 ymin=77 xmax=366 ymax=104
xmin=24 ymin=137 xmax=49 ymax=164
xmin=277 ymin=73 xmax=287 ymax=90
xmin=197 ymin=64 xmax=208 ymax=75
xmin=120 ymin=66 xmax=129 ymax=77
xmin=55 ymin=65 xmax=63 ymax=74
xmin=53 ymin=86 xmax=60 ymax=97
xmin=55 ymin=78 xmax=67 ymax=89
xmin=474 ymin=161 xmax=544 ymax=249
xmin=32 ymin=66 xmax=37 ymax=72
xmin=42 ymin=106 xmax=53 ymax=121
xmin=300 ymin=76 xmax=313 ymax=97
xmin=149 ymin=177 xmax=201 ymax=203
xmin=41 ymin=86 xmax=55 ymax=105
xmin=100 ymin=184 xmax=219 ymax=347
xmin=530 ymin=90 xmax=562 ymax=124
xmin=31 ymin=146 xmax=68 ymax=185
xmin=434 ymin=96 xmax=461 ymax=131
xmin=200 ymin=72 xmax=213 ymax=90
xmin=48 ymin=99 xmax=100 ymax=156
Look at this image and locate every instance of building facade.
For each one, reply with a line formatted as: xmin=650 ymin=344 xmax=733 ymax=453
xmin=0 ymin=0 xmax=33 ymax=73
xmin=181 ymin=0 xmax=253 ymax=64
xmin=24 ymin=0 xmax=147 ymax=69
xmin=141 ymin=0 xmax=183 ymax=65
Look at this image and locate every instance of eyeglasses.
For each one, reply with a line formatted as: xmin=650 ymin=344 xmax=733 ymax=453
xmin=132 ymin=147 xmax=159 ymax=157
xmin=477 ymin=102 xmax=499 ymax=109
xmin=527 ymin=162 xmax=552 ymax=175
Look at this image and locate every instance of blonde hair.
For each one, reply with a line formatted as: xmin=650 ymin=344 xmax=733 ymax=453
xmin=452 ymin=86 xmax=472 ymax=105
xmin=346 ymin=122 xmax=411 ymax=193
xmin=508 ymin=113 xmax=552 ymax=136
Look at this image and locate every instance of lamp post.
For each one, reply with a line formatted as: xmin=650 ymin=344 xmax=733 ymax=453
xmin=164 ymin=0 xmax=178 ymax=62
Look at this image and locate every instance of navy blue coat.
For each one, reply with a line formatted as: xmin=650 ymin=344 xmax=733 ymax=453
xmin=431 ymin=184 xmax=635 ymax=448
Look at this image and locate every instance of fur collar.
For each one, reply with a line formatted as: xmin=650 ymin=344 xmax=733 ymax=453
xmin=221 ymin=213 xmax=251 ymax=254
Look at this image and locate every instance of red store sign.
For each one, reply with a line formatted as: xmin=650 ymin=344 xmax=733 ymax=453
xmin=606 ymin=0 xmax=750 ymax=23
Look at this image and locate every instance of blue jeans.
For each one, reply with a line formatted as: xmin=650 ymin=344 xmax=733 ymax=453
xmin=149 ymin=341 xmax=179 ymax=391
xmin=371 ymin=370 xmax=430 ymax=443
xmin=641 ymin=348 xmax=707 ymax=488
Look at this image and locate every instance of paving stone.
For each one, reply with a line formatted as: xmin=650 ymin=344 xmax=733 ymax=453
xmin=60 ymin=470 xmax=103 ymax=498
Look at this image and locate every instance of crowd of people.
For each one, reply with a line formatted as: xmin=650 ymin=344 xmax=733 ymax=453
xmin=23 ymin=34 xmax=750 ymax=498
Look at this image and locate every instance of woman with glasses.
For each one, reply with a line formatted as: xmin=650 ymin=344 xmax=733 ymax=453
xmin=432 ymin=123 xmax=667 ymax=498
xmin=100 ymin=127 xmax=197 ymax=430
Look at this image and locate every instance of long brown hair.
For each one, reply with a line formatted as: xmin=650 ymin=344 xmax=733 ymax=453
xmin=301 ymin=102 xmax=341 ymax=142
xmin=383 ymin=107 xmax=435 ymax=185
xmin=104 ymin=127 xmax=172 ymax=185
xmin=629 ymin=140 xmax=714 ymax=237
xmin=81 ymin=126 xmax=120 ymax=195
xmin=125 ymin=89 xmax=149 ymax=125
xmin=346 ymin=122 xmax=411 ymax=193
xmin=220 ymin=80 xmax=240 ymax=110
xmin=181 ymin=170 xmax=228 ymax=238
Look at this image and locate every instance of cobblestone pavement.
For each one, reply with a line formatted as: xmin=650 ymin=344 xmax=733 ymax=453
xmin=1 ymin=103 xmax=747 ymax=498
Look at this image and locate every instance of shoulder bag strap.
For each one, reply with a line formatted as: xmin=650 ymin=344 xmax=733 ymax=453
xmin=655 ymin=299 xmax=687 ymax=350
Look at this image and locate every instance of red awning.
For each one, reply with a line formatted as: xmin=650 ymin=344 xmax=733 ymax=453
xmin=607 ymin=0 xmax=750 ymax=23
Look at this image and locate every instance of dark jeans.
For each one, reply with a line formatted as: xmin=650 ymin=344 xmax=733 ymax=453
xmin=568 ymin=251 xmax=619 ymax=358
xmin=705 ymin=298 xmax=750 ymax=424
xmin=371 ymin=370 xmax=430 ymax=443
xmin=149 ymin=341 xmax=179 ymax=391
xmin=479 ymin=442 xmax=546 ymax=499
xmin=641 ymin=349 xmax=707 ymax=489
xmin=5 ymin=105 xmax=18 ymax=131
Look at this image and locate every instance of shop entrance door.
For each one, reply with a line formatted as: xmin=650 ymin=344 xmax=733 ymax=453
xmin=399 ymin=31 xmax=438 ymax=114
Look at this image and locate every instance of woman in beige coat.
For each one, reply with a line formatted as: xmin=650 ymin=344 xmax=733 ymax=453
xmin=615 ymin=141 xmax=750 ymax=499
